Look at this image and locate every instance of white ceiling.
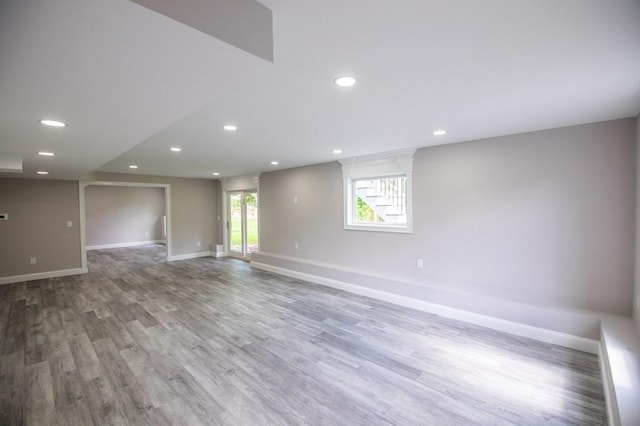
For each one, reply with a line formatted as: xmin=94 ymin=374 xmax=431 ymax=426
xmin=1 ymin=0 xmax=639 ymax=180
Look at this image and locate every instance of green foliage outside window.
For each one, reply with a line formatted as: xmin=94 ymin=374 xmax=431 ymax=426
xmin=230 ymin=192 xmax=258 ymax=250
xmin=356 ymin=197 xmax=383 ymax=223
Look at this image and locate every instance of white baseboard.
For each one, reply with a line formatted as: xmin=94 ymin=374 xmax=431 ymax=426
xmin=168 ymin=250 xmax=226 ymax=261
xmin=168 ymin=251 xmax=213 ymax=261
xmin=87 ymin=240 xmax=166 ymax=250
xmin=251 ymin=261 xmax=600 ymax=354
xmin=0 ymin=268 xmax=84 ymax=285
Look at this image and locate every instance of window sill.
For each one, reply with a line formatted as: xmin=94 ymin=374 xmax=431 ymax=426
xmin=344 ymin=224 xmax=413 ymax=234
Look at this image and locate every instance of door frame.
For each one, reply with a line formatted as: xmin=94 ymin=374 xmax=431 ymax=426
xmin=220 ymin=173 xmax=259 ymax=259
xmin=79 ymin=180 xmax=172 ymax=272
xmin=226 ymin=190 xmax=258 ymax=260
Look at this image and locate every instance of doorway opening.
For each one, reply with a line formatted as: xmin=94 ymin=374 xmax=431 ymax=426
xmin=227 ymin=190 xmax=258 ymax=260
xmin=79 ymin=181 xmax=171 ymax=272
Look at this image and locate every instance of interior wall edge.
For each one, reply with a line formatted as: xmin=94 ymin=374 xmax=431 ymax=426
xmin=599 ymin=336 xmax=619 ymax=426
xmin=251 ymin=252 xmax=605 ymax=346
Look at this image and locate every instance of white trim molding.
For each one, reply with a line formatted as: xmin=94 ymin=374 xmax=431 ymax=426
xmin=221 ymin=173 xmax=259 ymax=192
xmin=87 ymin=240 xmax=166 ymax=251
xmin=214 ymin=244 xmax=226 ymax=258
xmin=168 ymin=251 xmax=213 ymax=262
xmin=250 ymin=253 xmax=602 ymax=354
xmin=339 ymin=148 xmax=416 ymax=179
xmin=0 ymin=268 xmax=83 ymax=285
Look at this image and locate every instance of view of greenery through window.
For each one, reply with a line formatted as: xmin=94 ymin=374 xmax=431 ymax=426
xmin=356 ymin=196 xmax=384 ymax=222
xmin=345 ymin=161 xmax=410 ymax=231
xmin=353 ymin=175 xmax=406 ymax=224
xmin=230 ymin=192 xmax=259 ymax=251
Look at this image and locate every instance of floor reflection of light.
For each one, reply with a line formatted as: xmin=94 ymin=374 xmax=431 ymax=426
xmin=416 ymin=334 xmax=570 ymax=415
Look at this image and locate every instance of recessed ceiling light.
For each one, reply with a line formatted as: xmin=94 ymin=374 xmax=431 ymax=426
xmin=334 ymin=76 xmax=356 ymax=87
xmin=38 ymin=151 xmax=55 ymax=156
xmin=270 ymin=161 xmax=279 ymax=165
xmin=37 ymin=171 xmax=49 ymax=175
xmin=332 ymin=149 xmax=343 ymax=154
xmin=170 ymin=147 xmax=182 ymax=152
xmin=223 ymin=124 xmax=238 ymax=131
xmin=433 ymin=129 xmax=447 ymax=136
xmin=129 ymin=165 xmax=138 ymax=169
xmin=39 ymin=119 xmax=66 ymax=127
xmin=212 ymin=172 xmax=220 ymax=176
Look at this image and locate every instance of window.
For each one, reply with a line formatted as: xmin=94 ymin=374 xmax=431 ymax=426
xmin=340 ymin=150 xmax=414 ymax=233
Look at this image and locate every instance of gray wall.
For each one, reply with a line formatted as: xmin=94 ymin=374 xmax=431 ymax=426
xmin=258 ymin=118 xmax=636 ymax=336
xmin=93 ymin=173 xmax=220 ymax=255
xmin=636 ymin=113 xmax=640 ymax=336
xmin=85 ymin=185 xmax=165 ymax=247
xmin=0 ymin=178 xmax=81 ymax=277
xmin=0 ymin=173 xmax=220 ymax=281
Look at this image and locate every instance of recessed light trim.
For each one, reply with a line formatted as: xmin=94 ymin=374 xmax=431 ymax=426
xmin=129 ymin=165 xmax=138 ymax=169
xmin=334 ymin=76 xmax=356 ymax=87
xmin=212 ymin=172 xmax=220 ymax=176
xmin=38 ymin=151 xmax=55 ymax=156
xmin=170 ymin=147 xmax=182 ymax=152
xmin=37 ymin=171 xmax=49 ymax=175
xmin=270 ymin=161 xmax=279 ymax=165
xmin=223 ymin=124 xmax=238 ymax=131
xmin=433 ymin=129 xmax=447 ymax=136
xmin=39 ymin=119 xmax=66 ymax=127
xmin=332 ymin=149 xmax=343 ymax=154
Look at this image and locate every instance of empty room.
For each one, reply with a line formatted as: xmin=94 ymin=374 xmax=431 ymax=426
xmin=1 ymin=0 xmax=639 ymax=425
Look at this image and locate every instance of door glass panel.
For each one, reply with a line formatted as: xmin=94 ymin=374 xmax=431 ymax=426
xmin=246 ymin=192 xmax=259 ymax=254
xmin=229 ymin=192 xmax=243 ymax=253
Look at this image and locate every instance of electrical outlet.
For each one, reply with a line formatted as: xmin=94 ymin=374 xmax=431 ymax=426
xmin=196 ymin=241 xmax=201 ymax=247
xmin=0 ymin=213 xmax=8 ymax=220
xmin=294 ymin=242 xmax=299 ymax=249
xmin=293 ymin=196 xmax=298 ymax=204
xmin=30 ymin=257 xmax=36 ymax=265
xmin=416 ymin=258 xmax=424 ymax=269
xmin=144 ymin=231 xmax=149 ymax=237
xmin=67 ymin=220 xmax=72 ymax=228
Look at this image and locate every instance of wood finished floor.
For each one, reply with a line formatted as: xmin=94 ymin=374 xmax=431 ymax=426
xmin=0 ymin=245 xmax=606 ymax=425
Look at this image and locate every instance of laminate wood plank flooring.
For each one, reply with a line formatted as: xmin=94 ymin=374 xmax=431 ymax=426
xmin=0 ymin=244 xmax=607 ymax=425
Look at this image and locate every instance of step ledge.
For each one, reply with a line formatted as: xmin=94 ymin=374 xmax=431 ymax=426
xmin=600 ymin=316 xmax=640 ymax=426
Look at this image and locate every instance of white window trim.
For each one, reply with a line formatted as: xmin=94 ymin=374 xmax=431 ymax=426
xmin=339 ymin=149 xmax=415 ymax=234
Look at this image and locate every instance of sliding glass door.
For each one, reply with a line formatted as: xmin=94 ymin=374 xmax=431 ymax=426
xmin=227 ymin=191 xmax=259 ymax=259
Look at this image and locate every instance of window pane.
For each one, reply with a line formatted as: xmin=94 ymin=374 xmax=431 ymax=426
xmin=353 ymin=175 xmax=407 ymax=225
xmin=246 ymin=192 xmax=259 ymax=254
xmin=229 ymin=192 xmax=243 ymax=252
